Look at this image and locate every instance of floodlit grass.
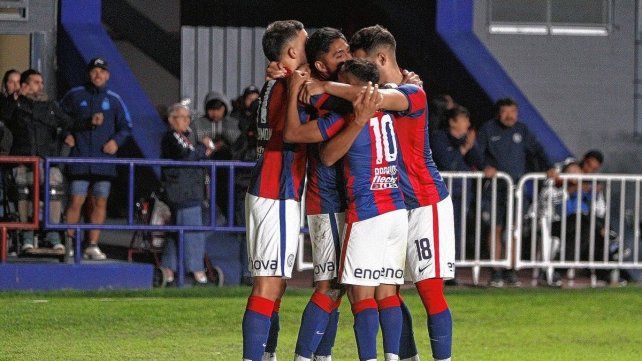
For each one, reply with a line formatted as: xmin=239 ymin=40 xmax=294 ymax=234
xmin=0 ymin=286 xmax=640 ymax=360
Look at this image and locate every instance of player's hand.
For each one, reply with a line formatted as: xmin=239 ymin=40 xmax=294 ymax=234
xmin=299 ymin=79 xmax=326 ymax=105
xmin=483 ymin=166 xmax=497 ymax=178
xmin=266 ymin=61 xmax=287 ymax=80
xmin=402 ymin=69 xmax=423 ymax=87
xmin=64 ymin=134 xmax=75 ymax=147
xmin=91 ymin=112 xmax=104 ymax=126
xmin=352 ymin=82 xmax=381 ymax=127
xmin=287 ymin=70 xmax=309 ymax=96
xmin=102 ymin=139 xmax=118 ymax=155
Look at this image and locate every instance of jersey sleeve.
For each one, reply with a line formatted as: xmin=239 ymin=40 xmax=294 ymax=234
xmin=396 ymin=84 xmax=426 ymax=118
xmin=310 ymin=94 xmax=353 ymax=115
xmin=316 ymin=111 xmax=346 ymax=141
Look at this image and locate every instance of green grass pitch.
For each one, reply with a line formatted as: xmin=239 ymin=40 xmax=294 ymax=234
xmin=0 ymin=286 xmax=640 ymax=360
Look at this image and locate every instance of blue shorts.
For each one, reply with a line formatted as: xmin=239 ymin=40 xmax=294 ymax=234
xmin=70 ymin=179 xmax=112 ymax=198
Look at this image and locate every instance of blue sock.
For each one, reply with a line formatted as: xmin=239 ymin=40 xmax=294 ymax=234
xmin=378 ymin=296 xmax=402 ymax=358
xmin=316 ymin=308 xmax=340 ymax=356
xmin=242 ymin=296 xmax=274 ymax=360
xmin=264 ymin=300 xmax=281 ymax=354
xmin=352 ymin=298 xmax=379 ymax=361
xmin=295 ymin=292 xmax=334 ymax=358
xmin=399 ymin=299 xmax=419 ymax=359
xmin=428 ymin=309 xmax=452 ymax=360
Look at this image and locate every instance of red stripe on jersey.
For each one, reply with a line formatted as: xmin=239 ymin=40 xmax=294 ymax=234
xmin=433 ymin=204 xmax=441 ymax=277
xmin=337 ymin=222 xmax=353 ymax=283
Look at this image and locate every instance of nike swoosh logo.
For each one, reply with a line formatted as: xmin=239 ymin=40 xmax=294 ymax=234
xmin=419 ymin=264 xmax=430 ymax=273
xmin=316 ymin=331 xmax=324 ymax=335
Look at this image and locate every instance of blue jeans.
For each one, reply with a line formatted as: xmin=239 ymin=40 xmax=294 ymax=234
xmin=161 ymin=205 xmax=205 ymax=273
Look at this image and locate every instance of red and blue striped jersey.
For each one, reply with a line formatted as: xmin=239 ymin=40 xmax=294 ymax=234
xmin=318 ymin=110 xmax=406 ymax=223
xmin=247 ymin=79 xmax=307 ymax=201
xmin=393 ymin=84 xmax=449 ymax=209
xmin=304 ymin=95 xmax=348 ymax=215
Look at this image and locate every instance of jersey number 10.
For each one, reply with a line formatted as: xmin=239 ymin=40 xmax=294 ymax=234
xmin=369 ymin=114 xmax=398 ymax=165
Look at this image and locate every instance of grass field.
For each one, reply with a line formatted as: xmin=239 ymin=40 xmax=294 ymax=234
xmin=0 ymin=286 xmax=640 ymax=360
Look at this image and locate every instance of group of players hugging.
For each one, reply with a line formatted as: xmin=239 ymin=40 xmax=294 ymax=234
xmin=242 ymin=20 xmax=455 ymax=361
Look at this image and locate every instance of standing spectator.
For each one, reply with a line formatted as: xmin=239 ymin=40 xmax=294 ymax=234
xmin=0 ymin=70 xmax=20 ymax=219
xmin=232 ymin=85 xmax=260 ymax=133
xmin=580 ymin=150 xmax=603 ymax=174
xmin=192 ymin=91 xmax=240 ymax=159
xmin=60 ymin=57 xmax=132 ymax=260
xmin=1 ymin=69 xmax=96 ymax=251
xmin=428 ymin=94 xmax=455 ymax=133
xmin=159 ymin=102 xmax=214 ymax=285
xmin=431 ymin=105 xmax=491 ymax=264
xmin=477 ymin=98 xmax=557 ymax=286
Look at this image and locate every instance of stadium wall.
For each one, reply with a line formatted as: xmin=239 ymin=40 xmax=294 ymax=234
xmin=473 ymin=1 xmax=642 ymax=173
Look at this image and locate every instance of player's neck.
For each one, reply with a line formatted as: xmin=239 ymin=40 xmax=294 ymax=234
xmin=380 ymin=65 xmax=403 ymax=85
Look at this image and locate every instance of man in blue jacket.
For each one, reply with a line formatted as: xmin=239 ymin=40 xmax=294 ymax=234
xmin=477 ymin=98 xmax=557 ymax=286
xmin=61 ymin=57 xmax=132 ymax=260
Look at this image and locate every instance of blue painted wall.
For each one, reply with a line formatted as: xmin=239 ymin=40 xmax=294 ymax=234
xmin=436 ymin=0 xmax=572 ymax=163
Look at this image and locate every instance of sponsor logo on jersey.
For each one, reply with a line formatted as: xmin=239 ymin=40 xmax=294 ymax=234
xmin=370 ymin=165 xmax=399 ymax=190
xmin=314 ymin=261 xmax=335 ymax=275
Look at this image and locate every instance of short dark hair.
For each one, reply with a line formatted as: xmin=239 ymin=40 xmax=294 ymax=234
xmin=2 ymin=69 xmax=20 ymax=91
xmin=262 ymin=20 xmax=305 ymax=62
xmin=447 ymin=105 xmax=470 ymax=120
xmin=583 ymin=149 xmax=604 ymax=164
xmin=20 ymin=69 xmax=41 ymax=85
xmin=305 ymin=27 xmax=346 ymax=63
xmin=206 ymin=99 xmax=226 ymax=112
xmin=494 ymin=98 xmax=518 ymax=114
xmin=349 ymin=25 xmax=396 ymax=55
xmin=339 ymin=59 xmax=379 ymax=84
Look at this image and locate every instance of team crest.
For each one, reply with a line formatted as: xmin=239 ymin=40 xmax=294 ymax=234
xmin=287 ymin=254 xmax=295 ymax=267
xmin=512 ymin=133 xmax=522 ymax=144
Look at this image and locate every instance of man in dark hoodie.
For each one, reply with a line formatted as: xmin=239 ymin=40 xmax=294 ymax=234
xmin=60 ymin=57 xmax=132 ymax=260
xmin=1 ymin=69 xmax=97 ymax=251
xmin=192 ymin=90 xmax=240 ymax=159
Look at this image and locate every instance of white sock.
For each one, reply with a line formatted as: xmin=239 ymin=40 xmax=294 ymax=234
xmin=385 ymin=354 xmax=400 ymax=361
xmin=313 ymin=356 xmax=332 ymax=361
xmin=435 ymin=358 xmax=451 ymax=361
xmin=261 ymin=352 xmax=277 ymax=361
xmin=401 ymin=356 xmax=421 ymax=361
xmin=294 ymin=355 xmax=311 ymax=361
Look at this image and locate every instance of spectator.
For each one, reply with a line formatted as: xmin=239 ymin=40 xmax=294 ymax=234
xmin=431 ymin=105 xmax=490 ymax=264
xmin=159 ymin=102 xmax=214 ymax=285
xmin=231 ymin=85 xmax=260 ymax=133
xmin=0 ymin=70 xmax=20 ymax=219
xmin=477 ymin=98 xmax=557 ymax=287
xmin=192 ymin=91 xmax=240 ymax=159
xmin=428 ymin=94 xmax=454 ymax=134
xmin=580 ymin=150 xmax=604 ymax=174
xmin=60 ymin=57 xmax=132 ymax=260
xmin=1 ymin=69 xmax=96 ymax=251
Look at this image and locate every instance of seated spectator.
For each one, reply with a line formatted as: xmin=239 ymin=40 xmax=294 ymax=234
xmin=232 ymin=85 xmax=260 ymax=133
xmin=580 ymin=149 xmax=604 ymax=174
xmin=1 ymin=69 xmax=96 ymax=252
xmin=159 ymin=102 xmax=214 ymax=285
xmin=428 ymin=94 xmax=454 ymax=134
xmin=431 ymin=105 xmax=491 ymax=262
xmin=61 ymin=57 xmax=132 ymax=260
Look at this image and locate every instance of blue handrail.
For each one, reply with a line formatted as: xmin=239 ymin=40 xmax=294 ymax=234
xmin=43 ymin=157 xmax=255 ymax=287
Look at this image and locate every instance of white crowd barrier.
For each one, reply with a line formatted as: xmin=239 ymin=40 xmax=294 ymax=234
xmin=515 ymin=173 xmax=641 ymax=286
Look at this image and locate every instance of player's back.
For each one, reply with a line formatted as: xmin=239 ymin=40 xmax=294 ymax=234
xmin=247 ymin=79 xmax=307 ymax=201
xmin=341 ymin=110 xmax=406 ymax=223
xmin=393 ymin=84 xmax=449 ymax=208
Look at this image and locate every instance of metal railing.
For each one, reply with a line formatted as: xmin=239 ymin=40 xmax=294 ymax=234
xmin=441 ymin=171 xmax=514 ymax=285
xmin=0 ymin=156 xmax=40 ymax=263
xmin=43 ymin=157 xmax=255 ymax=287
xmin=515 ymin=173 xmax=641 ymax=285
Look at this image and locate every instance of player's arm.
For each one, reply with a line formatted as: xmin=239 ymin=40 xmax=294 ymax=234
xmin=304 ymin=79 xmax=409 ymax=112
xmin=320 ymin=83 xmax=381 ymax=166
xmin=283 ymin=70 xmax=325 ymax=143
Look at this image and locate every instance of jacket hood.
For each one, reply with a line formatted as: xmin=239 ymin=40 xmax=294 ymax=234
xmin=203 ymin=91 xmax=232 ymax=115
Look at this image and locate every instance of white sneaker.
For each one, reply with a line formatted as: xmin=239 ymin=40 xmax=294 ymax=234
xmin=193 ymin=271 xmax=207 ymax=284
xmin=21 ymin=243 xmax=34 ymax=252
xmin=83 ymin=245 xmax=107 ymax=260
xmin=262 ymin=352 xmax=277 ymax=361
xmin=52 ymin=243 xmax=65 ymax=251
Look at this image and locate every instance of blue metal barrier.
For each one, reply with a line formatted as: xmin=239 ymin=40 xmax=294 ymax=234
xmin=43 ymin=157 xmax=255 ymax=287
